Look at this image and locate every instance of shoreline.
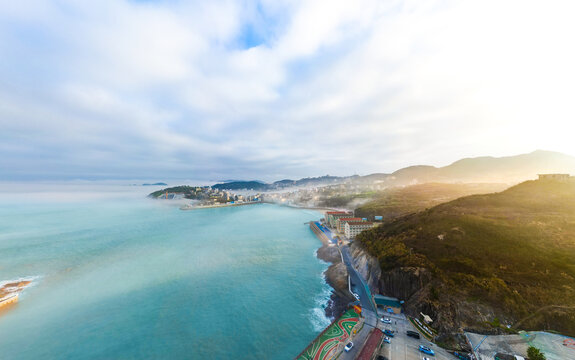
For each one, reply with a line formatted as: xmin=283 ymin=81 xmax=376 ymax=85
xmin=180 ymin=201 xmax=262 ymax=210
xmin=309 ymin=221 xmax=354 ymax=321
xmin=316 ymin=244 xmax=352 ymax=320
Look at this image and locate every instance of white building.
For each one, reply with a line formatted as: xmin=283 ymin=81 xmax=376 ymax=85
xmin=344 ymin=221 xmax=375 ymax=239
xmin=335 ymin=217 xmax=363 ymax=232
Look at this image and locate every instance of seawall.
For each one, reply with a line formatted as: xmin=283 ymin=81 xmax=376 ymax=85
xmin=309 ymin=222 xmax=352 ymax=319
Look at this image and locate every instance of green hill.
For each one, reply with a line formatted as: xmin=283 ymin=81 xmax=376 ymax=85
xmin=355 ymin=182 xmax=510 ymax=220
xmin=356 ymin=179 xmax=575 ymax=344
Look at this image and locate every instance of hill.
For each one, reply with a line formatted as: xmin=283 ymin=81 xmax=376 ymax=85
xmin=355 ymin=182 xmax=510 ymax=221
xmin=356 ymin=179 xmax=575 ymax=346
xmin=379 ymin=150 xmax=575 ymax=186
xmin=212 ymin=181 xmax=268 ymax=191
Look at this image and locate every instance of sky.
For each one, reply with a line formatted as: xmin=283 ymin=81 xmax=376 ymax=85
xmin=1 ymin=0 xmax=575 ymax=182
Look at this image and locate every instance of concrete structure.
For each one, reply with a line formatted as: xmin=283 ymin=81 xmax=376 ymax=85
xmin=374 ymin=295 xmax=402 ymax=314
xmin=466 ymin=331 xmax=575 ymax=360
xmin=344 ymin=221 xmax=375 ymax=239
xmin=325 ymin=211 xmax=353 ymax=227
xmin=336 ymin=217 xmax=364 ymax=232
xmin=310 ymin=221 xmax=335 ymax=244
xmin=538 ymin=173 xmax=570 ymax=182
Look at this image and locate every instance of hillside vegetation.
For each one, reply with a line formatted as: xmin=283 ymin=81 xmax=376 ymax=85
xmin=355 ymin=182 xmax=509 ymax=220
xmin=356 ymin=179 xmax=575 ymax=341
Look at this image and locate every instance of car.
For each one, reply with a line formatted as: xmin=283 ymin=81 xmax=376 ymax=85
xmin=407 ymin=330 xmax=421 ymax=339
xmin=381 ymin=317 xmax=392 ymax=324
xmin=423 ymin=357 xmax=431 ymax=360
xmin=353 ymin=293 xmax=360 ymax=300
xmin=383 ymin=336 xmax=391 ymax=344
xmin=344 ymin=342 xmax=354 ymax=352
xmin=376 ymin=356 xmax=389 ymax=360
xmin=419 ymin=345 xmax=435 ymax=355
xmin=383 ymin=329 xmax=395 ymax=337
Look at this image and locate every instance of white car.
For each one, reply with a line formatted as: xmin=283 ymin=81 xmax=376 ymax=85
xmin=353 ymin=293 xmax=360 ymax=300
xmin=423 ymin=357 xmax=431 ymax=360
xmin=344 ymin=342 xmax=354 ymax=352
xmin=381 ymin=317 xmax=392 ymax=324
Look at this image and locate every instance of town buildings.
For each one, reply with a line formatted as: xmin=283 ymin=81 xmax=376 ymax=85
xmin=344 ymin=221 xmax=376 ymax=239
xmin=325 ymin=211 xmax=353 ymax=227
xmin=335 ymin=217 xmax=363 ymax=232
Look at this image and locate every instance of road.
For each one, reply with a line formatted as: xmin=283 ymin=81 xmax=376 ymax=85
xmin=374 ymin=313 xmax=454 ymax=360
xmin=340 ymin=244 xmax=377 ymax=313
xmin=339 ymin=246 xmax=454 ymax=360
xmin=318 ymin=225 xmax=456 ymax=360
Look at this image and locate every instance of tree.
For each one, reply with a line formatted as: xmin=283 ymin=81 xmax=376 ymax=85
xmin=527 ymin=346 xmax=546 ymax=360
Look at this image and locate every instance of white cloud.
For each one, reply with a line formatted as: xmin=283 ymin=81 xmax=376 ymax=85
xmin=1 ymin=0 xmax=574 ymax=181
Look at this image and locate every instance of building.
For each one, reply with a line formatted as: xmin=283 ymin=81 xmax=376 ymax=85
xmin=344 ymin=221 xmax=375 ymax=239
xmin=538 ymin=173 xmax=570 ymax=182
xmin=374 ymin=295 xmax=402 ymax=314
xmin=335 ymin=217 xmax=364 ymax=232
xmin=325 ymin=211 xmax=352 ymax=227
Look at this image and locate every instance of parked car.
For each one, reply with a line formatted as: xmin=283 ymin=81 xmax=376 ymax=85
xmin=383 ymin=336 xmax=391 ymax=344
xmin=407 ymin=330 xmax=421 ymax=339
xmin=419 ymin=345 xmax=435 ymax=355
xmin=353 ymin=293 xmax=360 ymax=300
xmin=344 ymin=342 xmax=354 ymax=352
xmin=423 ymin=357 xmax=431 ymax=360
xmin=381 ymin=317 xmax=392 ymax=324
xmin=383 ymin=329 xmax=395 ymax=337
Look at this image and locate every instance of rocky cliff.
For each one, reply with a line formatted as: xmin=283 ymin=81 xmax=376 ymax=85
xmin=316 ymin=244 xmax=354 ymax=319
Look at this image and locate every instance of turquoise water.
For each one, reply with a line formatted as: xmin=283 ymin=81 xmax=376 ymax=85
xmin=0 ymin=188 xmax=330 ymax=359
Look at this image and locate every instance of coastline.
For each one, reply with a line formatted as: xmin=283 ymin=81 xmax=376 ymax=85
xmin=309 ymin=218 xmax=354 ymax=320
xmin=316 ymin=244 xmax=352 ymax=319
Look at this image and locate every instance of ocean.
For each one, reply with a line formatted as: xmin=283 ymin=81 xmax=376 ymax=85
xmin=0 ymin=185 xmax=331 ymax=359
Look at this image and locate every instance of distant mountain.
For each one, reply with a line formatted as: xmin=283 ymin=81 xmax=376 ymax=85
xmin=376 ymin=150 xmax=575 ymax=186
xmin=149 ymin=150 xmax=575 ymax=194
xmin=211 ymin=181 xmax=268 ymax=191
xmin=142 ymin=182 xmax=167 ymax=186
xmin=357 ymin=178 xmax=575 ymax=344
xmin=211 ymin=175 xmax=356 ymax=191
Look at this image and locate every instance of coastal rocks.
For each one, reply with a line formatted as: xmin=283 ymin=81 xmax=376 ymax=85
xmin=316 ymin=244 xmax=351 ymax=319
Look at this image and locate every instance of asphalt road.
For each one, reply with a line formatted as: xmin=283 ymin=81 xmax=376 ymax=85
xmin=339 ymin=246 xmax=454 ymax=360
xmin=375 ymin=313 xmax=454 ymax=360
xmin=324 ymin=229 xmax=456 ymax=360
xmin=340 ymin=245 xmax=377 ymax=313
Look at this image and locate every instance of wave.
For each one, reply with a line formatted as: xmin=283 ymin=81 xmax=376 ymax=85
xmin=309 ymin=282 xmax=333 ymax=332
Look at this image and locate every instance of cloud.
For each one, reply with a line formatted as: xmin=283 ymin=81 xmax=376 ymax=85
xmin=1 ymin=0 xmax=575 ymax=181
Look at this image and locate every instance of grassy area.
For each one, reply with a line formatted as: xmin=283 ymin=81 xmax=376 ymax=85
xmin=355 ymin=183 xmax=509 ymax=221
xmin=356 ymin=180 xmax=575 ymax=337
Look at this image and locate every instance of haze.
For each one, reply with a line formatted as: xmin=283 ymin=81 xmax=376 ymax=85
xmin=1 ymin=0 xmax=574 ymax=181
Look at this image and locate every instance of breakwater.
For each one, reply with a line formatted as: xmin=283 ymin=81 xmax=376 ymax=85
xmin=310 ymin=221 xmax=331 ymax=244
